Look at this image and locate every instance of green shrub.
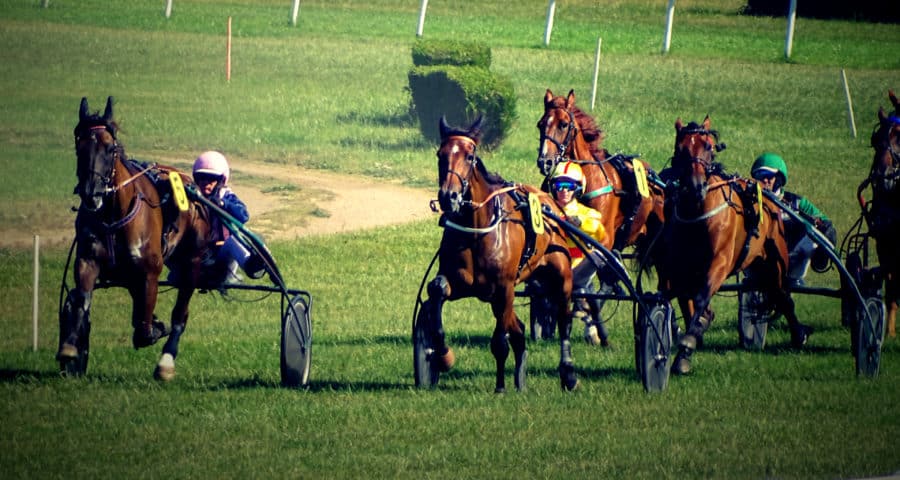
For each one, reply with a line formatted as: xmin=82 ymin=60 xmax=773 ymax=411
xmin=408 ymin=65 xmax=515 ymax=150
xmin=411 ymin=39 xmax=491 ymax=68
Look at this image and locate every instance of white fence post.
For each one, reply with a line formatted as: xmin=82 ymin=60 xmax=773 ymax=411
xmin=841 ymin=69 xmax=858 ymax=138
xmin=33 ymin=235 xmax=39 ymax=352
xmin=291 ymin=0 xmax=301 ymax=27
xmin=590 ymin=37 xmax=602 ymax=111
xmin=416 ymin=0 xmax=429 ymax=37
xmin=543 ymin=0 xmax=556 ymax=47
xmin=785 ymin=0 xmax=797 ymax=59
xmin=662 ymin=0 xmax=676 ymax=54
xmin=165 ymin=0 xmax=173 ymax=19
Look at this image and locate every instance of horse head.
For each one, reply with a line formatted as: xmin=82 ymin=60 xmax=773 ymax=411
xmin=672 ymin=116 xmax=726 ymax=204
xmin=870 ymin=91 xmax=900 ymax=195
xmin=437 ymin=115 xmax=484 ymax=215
xmin=73 ymin=96 xmax=120 ymax=211
xmin=536 ymin=89 xmax=581 ymax=176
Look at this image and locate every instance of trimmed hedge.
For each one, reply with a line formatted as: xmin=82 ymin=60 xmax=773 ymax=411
xmin=411 ymin=39 xmax=491 ymax=68
xmin=408 ymin=40 xmax=515 ymax=150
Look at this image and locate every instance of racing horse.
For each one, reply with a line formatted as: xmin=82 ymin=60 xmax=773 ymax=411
xmin=663 ymin=116 xmax=812 ymax=374
xmin=59 ymin=96 xmax=210 ymax=381
xmin=419 ymin=115 xmax=578 ymax=392
xmin=536 ymin=89 xmax=666 ymax=253
xmin=862 ymin=90 xmax=900 ymax=337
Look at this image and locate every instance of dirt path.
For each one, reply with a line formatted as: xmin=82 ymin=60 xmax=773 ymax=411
xmin=1 ymin=161 xmax=436 ymax=248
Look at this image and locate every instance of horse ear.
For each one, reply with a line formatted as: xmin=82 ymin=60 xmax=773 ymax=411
xmin=79 ymin=97 xmax=89 ymax=121
xmin=470 ymin=114 xmax=485 ymax=140
xmin=566 ymin=90 xmax=576 ymax=109
xmin=890 ymin=90 xmax=899 ymax=111
xmin=544 ymin=89 xmax=554 ymax=106
xmin=879 ymin=106 xmax=888 ymax=123
xmin=702 ymin=116 xmax=711 ymax=130
xmin=103 ymin=96 xmax=114 ymax=122
xmin=439 ymin=115 xmax=451 ymax=138
xmin=675 ymin=118 xmax=683 ymax=131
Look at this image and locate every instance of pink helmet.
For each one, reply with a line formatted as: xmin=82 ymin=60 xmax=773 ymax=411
xmin=193 ymin=151 xmax=230 ymax=185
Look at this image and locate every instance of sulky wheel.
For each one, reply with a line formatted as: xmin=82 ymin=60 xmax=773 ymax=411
xmin=855 ymin=296 xmax=885 ymax=378
xmin=529 ymin=294 xmax=556 ymax=341
xmin=638 ymin=299 xmax=674 ymax=393
xmin=58 ymin=290 xmax=90 ymax=376
xmin=737 ymin=289 xmax=772 ymax=350
xmin=281 ymin=295 xmax=311 ymax=388
xmin=413 ymin=300 xmax=440 ymax=388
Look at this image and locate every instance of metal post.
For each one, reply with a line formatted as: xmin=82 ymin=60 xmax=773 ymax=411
xmin=291 ymin=0 xmax=300 ymax=27
xmin=662 ymin=0 xmax=676 ymax=54
xmin=165 ymin=0 xmax=173 ymax=19
xmin=32 ymin=235 xmax=39 ymax=352
xmin=416 ymin=0 xmax=428 ymax=37
xmin=785 ymin=0 xmax=797 ymax=59
xmin=543 ymin=0 xmax=556 ymax=47
xmin=841 ymin=68 xmax=857 ymax=138
xmin=590 ymin=37 xmax=602 ymax=111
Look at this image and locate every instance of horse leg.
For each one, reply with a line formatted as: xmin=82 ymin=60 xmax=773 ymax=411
xmin=58 ymin=259 xmax=99 ymax=360
xmin=673 ymin=295 xmax=715 ymax=375
xmin=492 ymin=288 xmax=528 ymax=392
xmin=489 ymin=324 xmax=510 ymax=393
xmin=155 ymin=286 xmax=194 ymax=382
xmin=771 ymin=288 xmax=812 ymax=347
xmin=130 ymin=274 xmax=167 ymax=349
xmin=885 ymin=275 xmax=898 ymax=338
xmin=426 ymin=275 xmax=455 ymax=371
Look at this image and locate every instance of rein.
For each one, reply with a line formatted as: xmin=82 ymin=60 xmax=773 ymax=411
xmin=672 ymin=178 xmax=737 ymax=223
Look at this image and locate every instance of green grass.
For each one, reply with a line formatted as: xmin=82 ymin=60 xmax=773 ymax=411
xmin=1 ymin=1 xmax=899 ymax=478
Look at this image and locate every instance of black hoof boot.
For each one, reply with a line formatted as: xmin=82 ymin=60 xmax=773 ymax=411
xmin=558 ymin=363 xmax=579 ymax=391
xmin=132 ymin=320 xmax=168 ymax=349
xmin=671 ymin=350 xmax=692 ymax=375
xmin=791 ymin=324 xmax=813 ymax=348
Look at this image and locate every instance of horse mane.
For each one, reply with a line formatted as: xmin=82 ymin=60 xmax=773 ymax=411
xmin=569 ymin=104 xmax=606 ymax=161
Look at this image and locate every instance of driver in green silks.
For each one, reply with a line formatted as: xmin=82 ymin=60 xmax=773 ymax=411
xmin=751 ymin=152 xmax=837 ymax=287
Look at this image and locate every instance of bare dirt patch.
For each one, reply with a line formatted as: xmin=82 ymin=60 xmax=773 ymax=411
xmin=1 ymin=161 xmax=436 ymax=249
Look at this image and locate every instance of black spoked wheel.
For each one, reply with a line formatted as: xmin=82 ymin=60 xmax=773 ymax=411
xmin=737 ymin=289 xmax=772 ymax=350
xmin=855 ymin=296 xmax=884 ymax=378
xmin=529 ymin=294 xmax=556 ymax=341
xmin=281 ymin=295 xmax=311 ymax=388
xmin=58 ymin=291 xmax=90 ymax=376
xmin=638 ymin=300 xmax=674 ymax=393
xmin=413 ymin=301 xmax=440 ymax=388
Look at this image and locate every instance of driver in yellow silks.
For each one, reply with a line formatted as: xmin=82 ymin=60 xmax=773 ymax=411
xmin=549 ymin=162 xmax=610 ymax=347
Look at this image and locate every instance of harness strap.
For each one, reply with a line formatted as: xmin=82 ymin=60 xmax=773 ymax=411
xmin=582 ymin=184 xmax=614 ymax=200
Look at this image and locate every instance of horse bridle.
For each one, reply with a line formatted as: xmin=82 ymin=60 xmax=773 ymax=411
xmin=673 ymin=125 xmax=726 ymax=176
xmin=871 ymin=116 xmax=900 ymax=188
xmin=537 ymin=108 xmax=577 ymax=176
xmin=74 ymin=123 xmax=120 ymax=207
xmin=438 ymin=136 xmax=480 ymax=215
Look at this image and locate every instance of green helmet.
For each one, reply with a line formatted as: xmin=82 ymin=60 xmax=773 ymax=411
xmin=751 ymin=152 xmax=788 ymax=187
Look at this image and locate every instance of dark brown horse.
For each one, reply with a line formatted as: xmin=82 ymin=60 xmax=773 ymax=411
xmin=418 ymin=115 xmax=578 ymax=392
xmin=536 ymin=89 xmax=666 ymax=253
xmin=863 ymin=90 xmax=900 ymax=337
xmin=663 ymin=116 xmax=812 ymax=374
xmin=59 ymin=96 xmax=210 ymax=380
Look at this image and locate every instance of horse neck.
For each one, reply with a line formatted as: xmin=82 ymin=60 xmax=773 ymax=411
xmin=466 ymin=169 xmax=506 ymax=227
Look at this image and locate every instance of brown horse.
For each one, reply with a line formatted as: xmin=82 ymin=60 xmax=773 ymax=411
xmin=663 ymin=116 xmax=812 ymax=374
xmin=59 ymin=96 xmax=210 ymax=380
xmin=863 ymin=90 xmax=900 ymax=337
xmin=536 ymin=89 xmax=666 ymax=253
xmin=417 ymin=115 xmax=578 ymax=392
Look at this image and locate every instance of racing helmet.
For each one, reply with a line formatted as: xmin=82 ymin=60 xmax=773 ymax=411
xmin=751 ymin=152 xmax=788 ymax=190
xmin=550 ymin=161 xmax=585 ymax=196
xmin=193 ymin=151 xmax=230 ymax=185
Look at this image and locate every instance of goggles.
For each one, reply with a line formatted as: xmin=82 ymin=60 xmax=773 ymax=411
xmin=551 ymin=180 xmax=579 ymax=192
xmin=194 ymin=172 xmax=222 ymax=184
xmin=753 ymin=169 xmax=778 ymax=181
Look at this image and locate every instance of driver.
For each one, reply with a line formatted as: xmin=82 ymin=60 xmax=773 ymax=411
xmin=549 ymin=161 xmax=611 ymax=347
xmin=751 ymin=152 xmax=837 ymax=287
xmin=191 ymin=151 xmax=265 ymax=284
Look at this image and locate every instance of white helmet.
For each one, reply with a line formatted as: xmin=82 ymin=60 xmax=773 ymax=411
xmin=193 ymin=151 xmax=230 ymax=185
xmin=550 ymin=161 xmax=585 ymax=195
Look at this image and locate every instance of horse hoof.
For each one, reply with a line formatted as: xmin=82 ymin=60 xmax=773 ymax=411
xmin=791 ymin=325 xmax=813 ymax=348
xmin=672 ymin=356 xmax=692 ymax=375
xmin=56 ymin=343 xmax=78 ymax=360
xmin=679 ymin=333 xmax=697 ymax=351
xmin=154 ymin=365 xmax=175 ymax=382
xmin=494 ymin=387 xmax=506 ymax=394
xmin=132 ymin=322 xmax=168 ymax=350
xmin=584 ymin=325 xmax=601 ymax=346
xmin=437 ymin=348 xmax=455 ymax=372
xmin=560 ymin=378 xmax=580 ymax=391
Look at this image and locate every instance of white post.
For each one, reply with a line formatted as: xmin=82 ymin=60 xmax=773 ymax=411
xmin=42 ymin=0 xmax=50 ymax=7
xmin=416 ymin=0 xmax=428 ymax=37
xmin=841 ymin=68 xmax=858 ymax=138
xmin=32 ymin=235 xmax=39 ymax=352
xmin=590 ymin=37 xmax=602 ymax=111
xmin=226 ymin=16 xmax=232 ymax=82
xmin=785 ymin=0 xmax=797 ymax=59
xmin=662 ymin=0 xmax=676 ymax=54
xmin=543 ymin=0 xmax=556 ymax=47
xmin=291 ymin=0 xmax=300 ymax=27
xmin=165 ymin=0 xmax=173 ymax=19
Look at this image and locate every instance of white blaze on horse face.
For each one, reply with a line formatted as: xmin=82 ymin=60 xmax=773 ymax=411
xmin=451 ymin=144 xmax=461 ymax=155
